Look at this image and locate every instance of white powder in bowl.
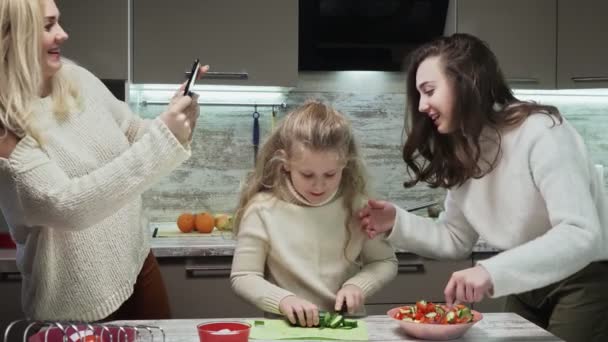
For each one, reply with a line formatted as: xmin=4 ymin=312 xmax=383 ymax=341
xmin=212 ymin=329 xmax=237 ymax=335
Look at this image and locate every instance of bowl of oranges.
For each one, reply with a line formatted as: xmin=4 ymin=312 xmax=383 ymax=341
xmin=388 ymin=300 xmax=482 ymax=340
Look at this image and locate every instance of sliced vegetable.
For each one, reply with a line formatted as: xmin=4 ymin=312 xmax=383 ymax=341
xmin=290 ymin=311 xmax=359 ymax=329
xmin=392 ymin=300 xmax=476 ymax=325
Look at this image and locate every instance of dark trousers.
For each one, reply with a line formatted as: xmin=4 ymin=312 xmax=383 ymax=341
xmin=505 ymin=261 xmax=608 ymax=342
xmin=103 ymin=252 xmax=172 ymax=321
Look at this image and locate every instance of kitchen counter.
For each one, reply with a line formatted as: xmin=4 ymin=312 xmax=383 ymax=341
xmin=0 ymin=228 xmax=501 ymax=262
xmin=150 ymin=233 xmax=501 ymax=258
xmin=0 ymin=236 xmax=500 ymax=263
xmin=108 ymin=313 xmax=561 ymax=341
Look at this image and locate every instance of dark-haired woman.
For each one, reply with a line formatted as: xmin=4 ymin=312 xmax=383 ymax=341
xmin=358 ymin=33 xmax=608 ymax=342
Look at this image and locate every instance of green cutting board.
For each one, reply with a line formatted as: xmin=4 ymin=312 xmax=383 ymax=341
xmin=248 ymin=319 xmax=368 ymax=340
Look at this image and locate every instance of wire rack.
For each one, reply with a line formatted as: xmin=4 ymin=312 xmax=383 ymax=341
xmin=3 ymin=320 xmax=165 ymax=342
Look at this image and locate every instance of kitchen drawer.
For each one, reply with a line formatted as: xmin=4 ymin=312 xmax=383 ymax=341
xmin=365 ymin=303 xmax=407 ymax=316
xmin=0 ymin=268 xmax=24 ymax=336
xmin=367 ymin=255 xmax=472 ymax=305
xmin=473 ymin=297 xmax=507 ymax=312
xmin=158 ymin=256 xmax=261 ymax=319
xmin=472 ymin=252 xmax=506 ymax=312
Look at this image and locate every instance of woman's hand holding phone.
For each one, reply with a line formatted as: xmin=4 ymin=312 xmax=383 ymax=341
xmin=161 ymin=63 xmax=209 ymax=144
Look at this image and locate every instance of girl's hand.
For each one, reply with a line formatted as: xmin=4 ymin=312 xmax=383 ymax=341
xmin=358 ymin=199 xmax=397 ymax=239
xmin=335 ymin=284 xmax=364 ymax=315
xmin=444 ymin=265 xmax=494 ymax=306
xmin=279 ymin=295 xmax=319 ymax=327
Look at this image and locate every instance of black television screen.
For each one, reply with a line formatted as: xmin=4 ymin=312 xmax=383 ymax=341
xmin=299 ymin=0 xmax=449 ymax=71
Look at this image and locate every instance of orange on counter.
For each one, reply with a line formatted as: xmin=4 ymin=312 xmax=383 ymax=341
xmin=195 ymin=212 xmax=215 ymax=233
xmin=177 ymin=213 xmax=195 ymax=233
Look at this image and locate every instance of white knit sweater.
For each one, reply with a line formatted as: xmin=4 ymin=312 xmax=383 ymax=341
xmin=0 ymin=64 xmax=190 ymax=321
xmin=386 ymin=114 xmax=608 ymax=298
xmin=231 ymin=188 xmax=398 ymax=314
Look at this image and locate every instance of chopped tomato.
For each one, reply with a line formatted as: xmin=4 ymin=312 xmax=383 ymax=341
xmin=393 ymin=300 xmax=475 ymax=325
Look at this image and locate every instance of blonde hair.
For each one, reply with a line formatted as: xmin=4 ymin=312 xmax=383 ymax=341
xmin=0 ymin=0 xmax=79 ymax=142
xmin=234 ymin=100 xmax=369 ymax=238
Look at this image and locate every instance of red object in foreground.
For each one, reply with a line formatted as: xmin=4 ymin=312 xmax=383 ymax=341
xmin=0 ymin=232 xmax=16 ymax=249
xmin=28 ymin=325 xmax=136 ymax=342
xmin=197 ymin=322 xmax=251 ymax=342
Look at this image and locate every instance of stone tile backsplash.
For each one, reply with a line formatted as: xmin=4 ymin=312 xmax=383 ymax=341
xmin=131 ymin=75 xmax=608 ymax=222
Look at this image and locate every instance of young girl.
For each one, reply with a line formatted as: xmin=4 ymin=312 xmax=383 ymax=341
xmin=359 ymin=33 xmax=608 ymax=341
xmin=230 ymin=101 xmax=397 ymax=327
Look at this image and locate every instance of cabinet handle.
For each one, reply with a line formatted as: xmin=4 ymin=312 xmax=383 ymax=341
xmin=0 ymin=272 xmax=22 ymax=281
xmin=185 ymin=265 xmax=232 ymax=277
xmin=397 ymin=262 xmax=425 ymax=273
xmin=185 ymin=71 xmax=249 ymax=80
xmin=506 ymin=77 xmax=538 ymax=83
xmin=571 ymin=77 xmax=608 ymax=82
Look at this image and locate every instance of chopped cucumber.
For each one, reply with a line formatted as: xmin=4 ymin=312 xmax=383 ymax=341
xmin=329 ymin=314 xmax=344 ymax=328
xmin=446 ymin=311 xmax=456 ymax=323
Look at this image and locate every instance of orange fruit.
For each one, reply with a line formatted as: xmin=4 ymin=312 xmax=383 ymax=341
xmin=195 ymin=212 xmax=215 ymax=233
xmin=177 ymin=213 xmax=195 ymax=233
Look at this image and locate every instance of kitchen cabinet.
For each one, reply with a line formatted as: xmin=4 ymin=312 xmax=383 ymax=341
xmin=58 ymin=0 xmax=128 ymax=80
xmin=132 ymin=0 xmax=298 ymax=87
xmin=365 ymin=255 xmax=471 ymax=315
xmin=557 ymin=0 xmax=608 ymax=88
xmin=157 ymin=256 xmax=261 ymax=319
xmin=0 ymin=262 xmax=24 ymax=336
xmin=447 ymin=0 xmax=556 ymax=89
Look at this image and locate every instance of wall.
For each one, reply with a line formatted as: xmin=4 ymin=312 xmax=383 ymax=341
xmin=1 ymin=73 xmax=607 ymax=231
xmin=130 ymin=72 xmax=608 ymax=223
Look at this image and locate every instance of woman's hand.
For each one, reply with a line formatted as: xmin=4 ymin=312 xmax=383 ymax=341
xmin=279 ymin=295 xmax=319 ymax=327
xmin=335 ymin=284 xmax=364 ymax=315
xmin=160 ymin=95 xmax=194 ymax=144
xmin=358 ymin=199 xmax=397 ymax=239
xmin=183 ymin=92 xmax=199 ymax=140
xmin=444 ymin=265 xmax=494 ymax=306
xmin=167 ymin=64 xmax=208 ymax=142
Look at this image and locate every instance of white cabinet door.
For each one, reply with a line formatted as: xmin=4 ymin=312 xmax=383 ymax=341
xmin=59 ymin=0 xmax=128 ymax=80
xmin=455 ymin=0 xmax=557 ymax=89
xmin=133 ymin=0 xmax=298 ymax=87
xmin=557 ymin=0 xmax=608 ymax=88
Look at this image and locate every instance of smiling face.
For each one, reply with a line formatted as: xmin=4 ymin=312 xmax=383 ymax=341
xmin=416 ymin=56 xmax=457 ymax=134
xmin=284 ymin=145 xmax=345 ymax=205
xmin=41 ymin=0 xmax=68 ymax=82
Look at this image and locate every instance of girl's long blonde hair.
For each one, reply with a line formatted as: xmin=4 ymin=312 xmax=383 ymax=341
xmin=234 ymin=100 xmax=369 ymax=237
xmin=0 ymin=0 xmax=79 ymax=142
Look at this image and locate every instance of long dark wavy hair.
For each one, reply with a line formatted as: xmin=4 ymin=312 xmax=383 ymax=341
xmin=403 ymin=33 xmax=561 ymax=189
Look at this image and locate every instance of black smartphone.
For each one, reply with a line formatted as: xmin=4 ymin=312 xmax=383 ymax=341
xmin=183 ymin=58 xmax=201 ymax=96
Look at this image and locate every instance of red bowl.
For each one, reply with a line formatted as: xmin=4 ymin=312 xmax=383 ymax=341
xmin=0 ymin=233 xmax=16 ymax=249
xmin=196 ymin=322 xmax=250 ymax=342
xmin=387 ymin=307 xmax=483 ymax=341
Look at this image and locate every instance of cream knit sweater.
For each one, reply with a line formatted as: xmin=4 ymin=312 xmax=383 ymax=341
xmin=386 ymin=114 xmax=608 ymax=298
xmin=231 ymin=187 xmax=398 ymax=314
xmin=0 ymin=64 xmax=190 ymax=321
